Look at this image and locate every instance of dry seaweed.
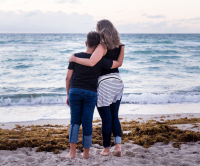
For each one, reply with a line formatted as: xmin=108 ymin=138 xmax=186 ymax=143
xmin=0 ymin=117 xmax=200 ymax=154
xmin=92 ymin=119 xmax=101 ymax=123
xmin=191 ymin=124 xmax=199 ymax=129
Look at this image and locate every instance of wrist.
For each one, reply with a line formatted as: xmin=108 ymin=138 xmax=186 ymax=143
xmin=73 ymin=56 xmax=76 ymax=62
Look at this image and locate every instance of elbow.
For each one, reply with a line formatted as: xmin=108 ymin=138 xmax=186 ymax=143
xmin=89 ymin=61 xmax=96 ymax=67
xmin=118 ymin=62 xmax=122 ymax=67
xmin=65 ymin=77 xmax=70 ymax=82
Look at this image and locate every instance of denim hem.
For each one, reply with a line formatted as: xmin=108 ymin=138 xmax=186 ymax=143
xmin=114 ymin=136 xmax=121 ymax=144
xmin=82 ymin=135 xmax=92 ymax=149
xmin=104 ymin=145 xmax=111 ymax=149
xmin=69 ymin=124 xmax=80 ymax=143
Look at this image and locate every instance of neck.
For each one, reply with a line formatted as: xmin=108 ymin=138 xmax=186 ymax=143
xmin=85 ymin=47 xmax=95 ymax=54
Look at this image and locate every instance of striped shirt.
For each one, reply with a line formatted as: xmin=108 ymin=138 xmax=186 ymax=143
xmin=97 ymin=73 xmax=124 ymax=107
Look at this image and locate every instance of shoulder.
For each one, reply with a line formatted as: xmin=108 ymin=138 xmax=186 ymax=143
xmin=74 ymin=52 xmax=87 ymax=58
xmin=74 ymin=52 xmax=81 ymax=57
xmin=96 ymin=44 xmax=107 ymax=55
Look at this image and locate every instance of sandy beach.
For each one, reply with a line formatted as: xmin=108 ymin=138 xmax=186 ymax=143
xmin=0 ymin=141 xmax=200 ymax=166
xmin=0 ymin=113 xmax=200 ymax=166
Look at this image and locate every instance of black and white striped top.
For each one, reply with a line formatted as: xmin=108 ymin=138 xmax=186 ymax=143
xmin=97 ymin=73 xmax=124 ymax=107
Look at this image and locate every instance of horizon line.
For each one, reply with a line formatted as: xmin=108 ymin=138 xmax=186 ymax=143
xmin=0 ymin=33 xmax=200 ymax=34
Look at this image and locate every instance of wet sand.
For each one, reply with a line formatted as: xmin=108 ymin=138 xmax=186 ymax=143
xmin=1 ymin=113 xmax=200 ymax=130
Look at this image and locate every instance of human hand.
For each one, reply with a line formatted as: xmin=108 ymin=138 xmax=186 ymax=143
xmin=66 ymin=96 xmax=70 ymax=107
xmin=117 ymin=42 xmax=122 ymax=48
xmin=69 ymin=54 xmax=75 ymax=62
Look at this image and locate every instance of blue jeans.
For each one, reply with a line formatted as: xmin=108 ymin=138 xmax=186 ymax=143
xmin=68 ymin=88 xmax=97 ymax=149
xmin=97 ymin=99 xmax=122 ymax=148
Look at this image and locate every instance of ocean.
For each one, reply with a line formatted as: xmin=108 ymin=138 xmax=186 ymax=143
xmin=0 ymin=34 xmax=200 ymax=123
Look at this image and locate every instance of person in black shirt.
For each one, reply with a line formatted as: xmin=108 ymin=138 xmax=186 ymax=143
xmin=68 ymin=20 xmax=125 ymax=157
xmin=65 ymin=31 xmax=123 ymax=159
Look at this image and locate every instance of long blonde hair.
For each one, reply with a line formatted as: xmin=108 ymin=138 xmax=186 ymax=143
xmin=96 ymin=20 xmax=120 ymax=50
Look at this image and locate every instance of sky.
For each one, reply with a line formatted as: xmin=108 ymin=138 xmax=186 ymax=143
xmin=0 ymin=0 xmax=200 ymax=33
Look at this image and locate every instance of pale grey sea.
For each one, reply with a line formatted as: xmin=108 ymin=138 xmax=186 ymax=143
xmin=0 ymin=34 xmax=200 ymax=122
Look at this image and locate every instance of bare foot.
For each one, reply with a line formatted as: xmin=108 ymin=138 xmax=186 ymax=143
xmin=114 ymin=144 xmax=121 ymax=157
xmin=100 ymin=148 xmax=110 ymax=156
xmin=81 ymin=152 xmax=89 ymax=159
xmin=67 ymin=143 xmax=77 ymax=159
xmin=114 ymin=150 xmax=121 ymax=157
xmin=115 ymin=145 xmax=121 ymax=151
xmin=66 ymin=153 xmax=75 ymax=159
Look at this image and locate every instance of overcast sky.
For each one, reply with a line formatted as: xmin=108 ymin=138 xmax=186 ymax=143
xmin=0 ymin=0 xmax=200 ymax=33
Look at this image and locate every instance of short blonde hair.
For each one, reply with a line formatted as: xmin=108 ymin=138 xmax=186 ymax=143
xmin=96 ymin=19 xmax=120 ymax=50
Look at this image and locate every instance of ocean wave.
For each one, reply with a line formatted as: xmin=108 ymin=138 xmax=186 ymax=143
xmin=149 ymin=59 xmax=162 ymax=63
xmin=131 ymin=50 xmax=178 ymax=55
xmin=0 ymin=43 xmax=67 ymax=47
xmin=153 ymin=41 xmax=174 ymax=44
xmin=122 ymin=93 xmax=200 ymax=104
xmin=147 ymin=67 xmax=160 ymax=71
xmin=185 ymin=66 xmax=200 ymax=70
xmin=59 ymin=49 xmax=74 ymax=53
xmin=131 ymin=41 xmax=148 ymax=44
xmin=156 ymin=55 xmax=181 ymax=59
xmin=5 ymin=58 xmax=34 ymax=62
xmin=176 ymin=41 xmax=200 ymax=47
xmin=0 ymin=95 xmax=66 ymax=106
xmin=14 ymin=64 xmax=33 ymax=69
xmin=1 ymin=93 xmax=200 ymax=106
xmin=0 ymin=93 xmax=66 ymax=99
xmin=191 ymin=54 xmax=200 ymax=57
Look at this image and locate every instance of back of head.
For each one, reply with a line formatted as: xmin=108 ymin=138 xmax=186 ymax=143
xmin=96 ymin=19 xmax=120 ymax=50
xmin=87 ymin=31 xmax=100 ymax=48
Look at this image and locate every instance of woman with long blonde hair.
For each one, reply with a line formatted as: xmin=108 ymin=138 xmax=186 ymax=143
xmin=69 ymin=20 xmax=124 ymax=157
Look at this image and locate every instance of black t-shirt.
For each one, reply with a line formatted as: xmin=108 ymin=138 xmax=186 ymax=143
xmin=100 ymin=46 xmax=122 ymax=76
xmin=68 ymin=52 xmax=113 ymax=92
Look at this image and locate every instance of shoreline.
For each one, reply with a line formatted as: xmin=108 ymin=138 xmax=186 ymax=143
xmin=1 ymin=102 xmax=200 ymax=123
xmin=1 ymin=113 xmax=200 ymax=130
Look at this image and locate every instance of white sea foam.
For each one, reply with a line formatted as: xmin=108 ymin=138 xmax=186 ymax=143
xmin=0 ymin=96 xmax=66 ymax=106
xmin=1 ymin=93 xmax=200 ymax=107
xmin=122 ymin=93 xmax=200 ymax=104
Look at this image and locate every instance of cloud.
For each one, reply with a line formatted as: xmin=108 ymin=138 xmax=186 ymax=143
xmin=142 ymin=13 xmax=166 ymax=18
xmin=0 ymin=10 xmax=96 ymax=33
xmin=0 ymin=10 xmax=199 ymax=33
xmin=188 ymin=17 xmax=200 ymax=21
xmin=116 ymin=21 xmax=200 ymax=33
xmin=24 ymin=11 xmax=39 ymax=17
xmin=55 ymin=0 xmax=78 ymax=3
xmin=115 ymin=10 xmax=124 ymax=14
xmin=147 ymin=15 xmax=166 ymax=18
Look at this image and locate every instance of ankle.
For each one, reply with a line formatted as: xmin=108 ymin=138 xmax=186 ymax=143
xmin=103 ymin=148 xmax=110 ymax=152
xmin=70 ymin=150 xmax=76 ymax=155
xmin=115 ymin=144 xmax=121 ymax=150
xmin=69 ymin=143 xmax=77 ymax=156
xmin=83 ymin=148 xmax=90 ymax=159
